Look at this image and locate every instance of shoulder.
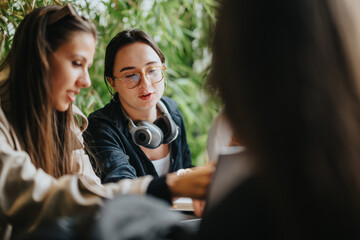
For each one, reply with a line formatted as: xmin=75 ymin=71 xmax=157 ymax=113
xmin=161 ymin=96 xmax=182 ymax=122
xmin=87 ymin=99 xmax=126 ymax=129
xmin=87 ymin=101 xmax=112 ymax=122
xmin=88 ymin=100 xmax=127 ymax=136
xmin=161 ymin=96 xmax=178 ymax=110
xmin=85 ymin=101 xmax=128 ymax=140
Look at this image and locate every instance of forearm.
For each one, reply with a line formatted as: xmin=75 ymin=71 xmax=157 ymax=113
xmin=146 ymin=176 xmax=172 ymax=204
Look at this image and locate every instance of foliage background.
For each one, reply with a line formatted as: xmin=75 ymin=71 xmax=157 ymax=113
xmin=0 ymin=0 xmax=220 ymax=166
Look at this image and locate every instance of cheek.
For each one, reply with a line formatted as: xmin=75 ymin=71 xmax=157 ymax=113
xmin=116 ymin=84 xmax=134 ymax=101
xmin=50 ymin=71 xmax=61 ymax=94
xmin=51 ymin=72 xmax=66 ymax=92
xmin=156 ymin=81 xmax=165 ymax=94
xmin=50 ymin=62 xmax=70 ymax=90
xmin=114 ymin=82 xmax=126 ymax=94
xmin=51 ymin=79 xmax=64 ymax=107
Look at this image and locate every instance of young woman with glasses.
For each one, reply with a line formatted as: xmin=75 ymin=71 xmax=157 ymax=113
xmin=0 ymin=5 xmax=213 ymax=238
xmin=84 ymin=30 xmax=207 ymax=214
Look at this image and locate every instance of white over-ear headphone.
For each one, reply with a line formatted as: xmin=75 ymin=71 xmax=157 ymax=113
xmin=121 ymin=100 xmax=179 ymax=149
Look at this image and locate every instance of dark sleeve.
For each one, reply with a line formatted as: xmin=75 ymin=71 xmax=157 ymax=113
xmin=147 ymin=176 xmax=172 ymax=205
xmin=84 ymin=118 xmax=137 ymax=183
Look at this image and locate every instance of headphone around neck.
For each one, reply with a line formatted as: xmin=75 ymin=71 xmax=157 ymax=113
xmin=121 ymin=100 xmax=179 ymax=149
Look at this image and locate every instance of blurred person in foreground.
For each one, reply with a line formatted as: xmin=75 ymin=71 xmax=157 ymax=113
xmin=196 ymin=0 xmax=360 ymax=239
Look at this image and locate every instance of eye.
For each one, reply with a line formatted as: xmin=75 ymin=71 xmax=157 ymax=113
xmin=124 ymin=73 xmax=137 ymax=78
xmin=123 ymin=74 xmax=140 ymax=83
xmin=72 ymin=60 xmax=82 ymax=67
xmin=148 ymin=68 xmax=161 ymax=77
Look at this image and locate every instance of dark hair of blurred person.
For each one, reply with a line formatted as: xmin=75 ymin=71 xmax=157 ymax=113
xmin=198 ymin=0 xmax=360 ymax=239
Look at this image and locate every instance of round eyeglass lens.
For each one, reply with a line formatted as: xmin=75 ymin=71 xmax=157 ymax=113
xmin=123 ymin=74 xmax=141 ymax=88
xmin=147 ymin=67 xmax=164 ymax=83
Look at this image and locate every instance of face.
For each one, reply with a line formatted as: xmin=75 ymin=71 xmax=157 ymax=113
xmin=49 ymin=32 xmax=95 ymax=112
xmin=109 ymin=42 xmax=165 ymax=118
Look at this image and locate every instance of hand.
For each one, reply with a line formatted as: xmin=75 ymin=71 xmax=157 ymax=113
xmin=193 ymin=199 xmax=206 ymax=217
xmin=166 ymin=163 xmax=215 ymax=199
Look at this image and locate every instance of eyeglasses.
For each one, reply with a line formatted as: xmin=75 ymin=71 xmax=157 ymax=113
xmin=47 ymin=3 xmax=80 ymax=26
xmin=112 ymin=66 xmax=166 ymax=89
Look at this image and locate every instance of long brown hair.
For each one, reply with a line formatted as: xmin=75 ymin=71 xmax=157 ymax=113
xmin=210 ymin=0 xmax=360 ymax=237
xmin=0 ymin=5 xmax=96 ymax=178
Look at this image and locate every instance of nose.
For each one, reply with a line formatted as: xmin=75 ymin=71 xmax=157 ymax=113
xmin=77 ymin=69 xmax=91 ymax=89
xmin=138 ymin=72 xmax=151 ymax=88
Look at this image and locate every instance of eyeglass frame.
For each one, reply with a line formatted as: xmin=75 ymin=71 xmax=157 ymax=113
xmin=111 ymin=65 xmax=167 ymax=89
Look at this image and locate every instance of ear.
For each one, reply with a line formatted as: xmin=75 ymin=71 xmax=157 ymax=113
xmin=107 ymin=76 xmax=116 ymax=89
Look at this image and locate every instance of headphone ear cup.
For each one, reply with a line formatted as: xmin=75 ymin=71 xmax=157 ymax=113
xmin=132 ymin=121 xmax=164 ymax=149
xmin=153 ymin=115 xmax=178 ymax=144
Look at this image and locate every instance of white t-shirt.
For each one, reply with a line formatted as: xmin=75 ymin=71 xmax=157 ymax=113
xmin=152 ymin=152 xmax=170 ymax=176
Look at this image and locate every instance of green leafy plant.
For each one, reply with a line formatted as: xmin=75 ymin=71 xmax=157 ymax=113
xmin=0 ymin=0 xmax=220 ymax=166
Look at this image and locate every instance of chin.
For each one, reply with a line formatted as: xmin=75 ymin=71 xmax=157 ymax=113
xmin=55 ymin=103 xmax=70 ymax=112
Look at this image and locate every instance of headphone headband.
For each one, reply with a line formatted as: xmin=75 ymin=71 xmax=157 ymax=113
xmin=157 ymin=100 xmax=170 ymax=116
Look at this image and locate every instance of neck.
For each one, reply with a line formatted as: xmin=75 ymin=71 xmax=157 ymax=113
xmin=120 ymin=101 xmax=158 ymax=123
xmin=128 ymin=108 xmax=157 ymax=122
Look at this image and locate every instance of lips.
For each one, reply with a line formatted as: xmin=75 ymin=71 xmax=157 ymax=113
xmin=139 ymin=92 xmax=153 ymax=100
xmin=67 ymin=90 xmax=79 ymax=102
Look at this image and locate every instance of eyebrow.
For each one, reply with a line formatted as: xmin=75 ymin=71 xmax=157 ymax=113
xmin=119 ymin=61 xmax=159 ymax=72
xmin=72 ymin=54 xmax=89 ymax=64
